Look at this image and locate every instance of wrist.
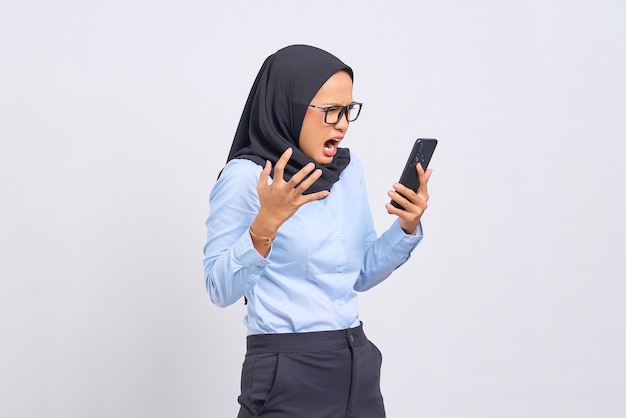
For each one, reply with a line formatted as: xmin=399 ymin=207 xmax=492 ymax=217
xmin=399 ymin=219 xmax=419 ymax=235
xmin=249 ymin=227 xmax=274 ymax=245
xmin=250 ymin=213 xmax=280 ymax=239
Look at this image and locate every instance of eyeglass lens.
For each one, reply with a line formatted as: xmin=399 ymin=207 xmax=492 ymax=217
xmin=325 ymin=103 xmax=361 ymax=123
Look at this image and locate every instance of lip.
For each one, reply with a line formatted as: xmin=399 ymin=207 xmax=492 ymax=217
xmin=327 ymin=136 xmax=343 ymax=145
xmin=323 ymin=136 xmax=342 ymax=158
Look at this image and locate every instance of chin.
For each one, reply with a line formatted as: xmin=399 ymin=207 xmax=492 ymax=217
xmin=315 ymin=156 xmax=334 ymax=165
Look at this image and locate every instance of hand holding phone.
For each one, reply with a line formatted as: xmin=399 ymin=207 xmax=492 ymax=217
xmin=390 ymin=138 xmax=437 ymax=210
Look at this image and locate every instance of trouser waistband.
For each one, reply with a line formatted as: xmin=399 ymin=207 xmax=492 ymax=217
xmin=246 ymin=323 xmax=368 ymax=354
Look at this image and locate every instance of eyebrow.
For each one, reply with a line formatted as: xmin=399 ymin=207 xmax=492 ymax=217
xmin=320 ymin=102 xmax=355 ymax=106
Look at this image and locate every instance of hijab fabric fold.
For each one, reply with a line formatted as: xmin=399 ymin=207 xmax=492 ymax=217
xmin=225 ymin=45 xmax=353 ymax=194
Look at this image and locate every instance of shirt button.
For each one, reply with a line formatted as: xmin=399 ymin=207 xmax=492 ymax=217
xmin=335 ymin=231 xmax=340 ymax=238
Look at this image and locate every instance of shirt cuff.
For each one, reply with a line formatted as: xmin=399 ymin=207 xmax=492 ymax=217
xmin=232 ymin=228 xmax=271 ymax=273
xmin=388 ymin=219 xmax=423 ymax=248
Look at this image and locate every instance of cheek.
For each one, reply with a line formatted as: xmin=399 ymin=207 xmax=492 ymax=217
xmin=299 ymin=128 xmax=317 ymax=157
xmin=298 ymin=113 xmax=325 ymax=149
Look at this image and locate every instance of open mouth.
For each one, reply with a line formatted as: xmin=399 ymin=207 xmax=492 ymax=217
xmin=323 ymin=138 xmax=341 ymax=157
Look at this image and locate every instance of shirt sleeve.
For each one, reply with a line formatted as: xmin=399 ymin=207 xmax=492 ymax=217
xmin=352 ymin=157 xmax=424 ymax=292
xmin=203 ymin=160 xmax=270 ymax=307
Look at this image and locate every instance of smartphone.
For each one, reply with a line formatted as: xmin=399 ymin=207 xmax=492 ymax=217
xmin=390 ymin=138 xmax=438 ymax=210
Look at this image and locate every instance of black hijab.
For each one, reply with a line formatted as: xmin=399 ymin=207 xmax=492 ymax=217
xmin=225 ymin=45 xmax=353 ymax=194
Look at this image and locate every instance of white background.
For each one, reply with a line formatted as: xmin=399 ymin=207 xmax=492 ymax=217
xmin=1 ymin=1 xmax=624 ymax=417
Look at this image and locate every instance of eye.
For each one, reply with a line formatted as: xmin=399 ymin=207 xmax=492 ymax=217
xmin=326 ymin=106 xmax=342 ymax=115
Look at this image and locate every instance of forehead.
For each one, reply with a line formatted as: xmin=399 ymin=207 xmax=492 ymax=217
xmin=313 ymin=71 xmax=353 ymax=102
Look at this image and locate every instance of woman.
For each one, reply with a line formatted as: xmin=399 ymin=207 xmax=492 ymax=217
xmin=203 ymin=45 xmax=432 ymax=418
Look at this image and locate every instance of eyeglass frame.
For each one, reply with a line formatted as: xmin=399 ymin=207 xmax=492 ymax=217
xmin=307 ymin=102 xmax=363 ymax=124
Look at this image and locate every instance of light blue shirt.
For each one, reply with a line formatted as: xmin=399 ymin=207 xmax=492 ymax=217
xmin=203 ymin=155 xmax=423 ymax=335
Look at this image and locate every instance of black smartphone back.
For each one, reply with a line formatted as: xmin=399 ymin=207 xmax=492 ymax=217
xmin=391 ymin=138 xmax=438 ymax=210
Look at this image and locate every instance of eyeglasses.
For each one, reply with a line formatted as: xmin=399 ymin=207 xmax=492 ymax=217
xmin=308 ymin=102 xmax=363 ymax=124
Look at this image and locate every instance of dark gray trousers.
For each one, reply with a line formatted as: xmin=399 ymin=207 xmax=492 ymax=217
xmin=237 ymin=323 xmax=386 ymax=418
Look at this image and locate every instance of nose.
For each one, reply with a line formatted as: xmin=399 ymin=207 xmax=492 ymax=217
xmin=334 ymin=112 xmax=350 ymax=132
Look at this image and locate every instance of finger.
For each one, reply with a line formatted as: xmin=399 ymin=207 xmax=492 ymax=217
xmin=388 ymin=188 xmax=413 ymax=210
xmin=392 ymin=182 xmax=415 ymax=198
xmin=416 ymin=163 xmax=431 ymax=196
xmin=386 ymin=199 xmax=423 ymax=221
xmin=301 ymin=189 xmax=330 ymax=203
xmin=416 ymin=163 xmax=426 ymax=192
xmin=425 ymin=168 xmax=433 ymax=182
xmin=392 ymin=182 xmax=422 ymax=208
xmin=289 ymin=162 xmax=317 ymax=187
xmin=294 ymin=167 xmax=323 ymax=191
xmin=258 ymin=160 xmax=271 ymax=186
xmin=273 ymin=148 xmax=293 ymax=181
xmin=385 ymin=201 xmax=408 ymax=216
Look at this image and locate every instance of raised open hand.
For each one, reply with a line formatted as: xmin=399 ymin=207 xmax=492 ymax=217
xmin=250 ymin=148 xmax=330 ymax=254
